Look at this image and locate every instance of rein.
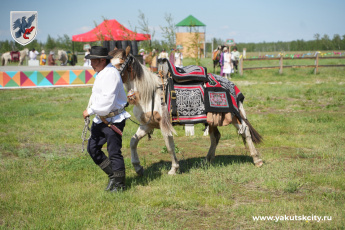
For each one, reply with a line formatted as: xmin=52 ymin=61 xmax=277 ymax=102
xmin=81 ymin=116 xmax=91 ymax=152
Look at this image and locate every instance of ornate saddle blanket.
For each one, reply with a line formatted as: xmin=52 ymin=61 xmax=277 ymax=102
xmin=204 ymin=74 xmax=244 ymax=120
xmin=165 ymin=73 xmax=244 ymax=125
xmin=162 ymin=58 xmax=209 ymax=82
xmin=166 ymin=79 xmax=207 ymax=125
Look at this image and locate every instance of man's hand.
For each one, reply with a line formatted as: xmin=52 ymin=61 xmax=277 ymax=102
xmin=83 ymin=110 xmax=89 ymax=119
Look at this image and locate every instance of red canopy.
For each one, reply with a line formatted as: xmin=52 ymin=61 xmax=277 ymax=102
xmin=72 ymin=19 xmax=151 ymax=42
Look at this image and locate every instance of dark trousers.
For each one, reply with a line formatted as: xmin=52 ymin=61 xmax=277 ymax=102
xmin=87 ymin=119 xmax=126 ymax=172
xmin=232 ymin=60 xmax=238 ymax=70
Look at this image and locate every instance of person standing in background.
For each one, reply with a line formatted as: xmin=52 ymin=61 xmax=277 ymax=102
xmin=222 ymin=47 xmax=232 ymax=80
xmin=219 ymin=47 xmax=225 ymax=76
xmin=150 ymin=49 xmax=158 ymax=72
xmin=84 ymin=49 xmax=91 ymax=67
xmin=158 ymin=49 xmax=169 ymax=59
xmin=29 ymin=48 xmax=39 ymax=60
xmin=39 ymin=50 xmax=46 ymax=65
xmin=175 ymin=49 xmax=183 ymax=67
xmin=169 ymin=48 xmax=175 ymax=65
xmin=231 ymin=46 xmax=240 ymax=73
xmin=48 ymin=51 xmax=55 ymax=66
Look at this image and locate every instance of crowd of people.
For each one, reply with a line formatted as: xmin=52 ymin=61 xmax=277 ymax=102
xmin=28 ymin=45 xmax=240 ymax=77
xmin=218 ymin=46 xmax=240 ymax=80
xmin=28 ymin=48 xmax=77 ymax=66
xmin=141 ymin=48 xmax=184 ymax=72
xmin=140 ymin=46 xmax=240 ymax=78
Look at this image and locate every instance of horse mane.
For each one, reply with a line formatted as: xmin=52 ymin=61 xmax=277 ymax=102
xmin=109 ymin=48 xmax=160 ymax=107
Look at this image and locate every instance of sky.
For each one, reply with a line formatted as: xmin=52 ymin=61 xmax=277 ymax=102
xmin=1 ymin=0 xmax=344 ymax=44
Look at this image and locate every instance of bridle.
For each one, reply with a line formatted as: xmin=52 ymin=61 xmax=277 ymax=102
xmin=118 ymin=53 xmax=134 ymax=78
xmin=117 ymin=53 xmax=156 ymax=129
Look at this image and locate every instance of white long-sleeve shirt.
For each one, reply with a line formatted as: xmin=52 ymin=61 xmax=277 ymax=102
xmin=87 ymin=63 xmax=131 ymax=124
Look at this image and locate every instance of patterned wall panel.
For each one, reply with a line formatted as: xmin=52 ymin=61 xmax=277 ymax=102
xmin=0 ymin=69 xmax=96 ymax=88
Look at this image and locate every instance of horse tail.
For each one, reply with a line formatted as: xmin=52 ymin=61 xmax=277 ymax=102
xmin=160 ymin=103 xmax=176 ymax=136
xmin=238 ymin=102 xmax=263 ymax=144
xmin=242 ymin=117 xmax=263 ymax=144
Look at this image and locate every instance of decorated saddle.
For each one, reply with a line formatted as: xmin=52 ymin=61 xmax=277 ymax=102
xmin=161 ymin=58 xmax=209 ymax=82
xmin=164 ymin=60 xmax=244 ymax=125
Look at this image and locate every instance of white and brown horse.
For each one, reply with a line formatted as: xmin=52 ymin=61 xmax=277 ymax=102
xmin=57 ymin=50 xmax=68 ymax=66
xmin=1 ymin=48 xmax=29 ymax=66
xmin=110 ymin=47 xmax=263 ymax=175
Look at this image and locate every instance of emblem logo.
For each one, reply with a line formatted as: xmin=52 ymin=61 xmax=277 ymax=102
xmin=10 ymin=11 xmax=38 ymax=46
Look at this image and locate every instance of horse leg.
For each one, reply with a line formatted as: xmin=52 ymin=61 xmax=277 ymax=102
xmin=206 ymin=125 xmax=221 ymax=163
xmin=162 ymin=135 xmax=179 ymax=175
xmin=130 ymin=125 xmax=153 ymax=176
xmin=232 ymin=118 xmax=263 ymax=167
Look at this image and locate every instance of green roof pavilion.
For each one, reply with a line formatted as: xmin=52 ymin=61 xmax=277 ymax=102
xmin=176 ymin=15 xmax=206 ymax=27
xmin=175 ymin=15 xmax=206 ymax=58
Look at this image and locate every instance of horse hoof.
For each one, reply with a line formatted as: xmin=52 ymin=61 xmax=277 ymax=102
xmin=168 ymin=169 xmax=177 ymax=175
xmin=136 ymin=166 xmax=144 ymax=176
xmin=255 ymin=160 xmax=263 ymax=167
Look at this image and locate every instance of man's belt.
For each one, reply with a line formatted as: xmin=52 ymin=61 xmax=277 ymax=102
xmin=99 ymin=108 xmax=125 ymax=119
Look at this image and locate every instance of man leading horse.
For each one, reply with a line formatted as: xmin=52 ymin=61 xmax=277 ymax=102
xmin=83 ymin=46 xmax=131 ymax=192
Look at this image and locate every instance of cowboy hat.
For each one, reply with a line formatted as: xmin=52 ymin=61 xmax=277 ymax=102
xmin=85 ymin=46 xmax=112 ymax=59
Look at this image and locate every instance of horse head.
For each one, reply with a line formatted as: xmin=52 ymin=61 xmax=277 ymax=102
xmin=109 ymin=46 xmax=143 ymax=85
xmin=21 ymin=48 xmax=29 ymax=56
xmin=109 ymin=46 xmax=161 ymax=108
xmin=57 ymin=50 xmax=66 ymax=60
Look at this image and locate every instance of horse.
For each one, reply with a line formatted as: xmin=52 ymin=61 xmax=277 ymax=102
xmin=109 ymin=47 xmax=263 ymax=176
xmin=212 ymin=46 xmax=222 ymax=73
xmin=1 ymin=48 xmax=28 ymax=66
xmin=57 ymin=50 xmax=68 ymax=66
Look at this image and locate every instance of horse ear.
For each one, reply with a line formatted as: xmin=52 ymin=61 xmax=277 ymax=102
xmin=125 ymin=46 xmax=131 ymax=56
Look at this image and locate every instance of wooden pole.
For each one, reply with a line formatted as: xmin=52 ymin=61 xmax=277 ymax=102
xmin=314 ymin=52 xmax=319 ymax=74
xmin=240 ymin=55 xmax=244 ymax=76
xmin=279 ymin=55 xmax=283 ymax=74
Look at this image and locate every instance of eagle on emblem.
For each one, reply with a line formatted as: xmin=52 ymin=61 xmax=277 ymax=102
xmin=12 ymin=14 xmax=36 ymax=39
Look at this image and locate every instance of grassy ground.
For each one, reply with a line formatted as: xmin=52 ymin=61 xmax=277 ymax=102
xmin=0 ymin=60 xmax=344 ymax=229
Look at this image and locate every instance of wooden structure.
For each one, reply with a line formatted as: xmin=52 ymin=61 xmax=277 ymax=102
xmin=239 ymin=53 xmax=345 ymax=75
xmin=175 ymin=15 xmax=206 ymax=58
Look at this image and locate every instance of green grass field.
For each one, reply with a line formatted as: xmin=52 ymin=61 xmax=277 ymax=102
xmin=0 ymin=58 xmax=344 ymax=229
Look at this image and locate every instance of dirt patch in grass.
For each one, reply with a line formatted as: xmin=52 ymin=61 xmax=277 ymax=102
xmin=153 ymin=207 xmax=234 ymax=229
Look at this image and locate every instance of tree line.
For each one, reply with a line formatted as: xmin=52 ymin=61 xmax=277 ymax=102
xmin=140 ymin=33 xmax=345 ymax=54
xmin=228 ymin=34 xmax=345 ymax=53
xmin=2 ymin=33 xmax=344 ymax=56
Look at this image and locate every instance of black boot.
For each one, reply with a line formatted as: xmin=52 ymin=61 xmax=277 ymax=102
xmin=99 ymin=159 xmax=116 ymax=191
xmin=110 ymin=170 xmax=126 ymax=192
